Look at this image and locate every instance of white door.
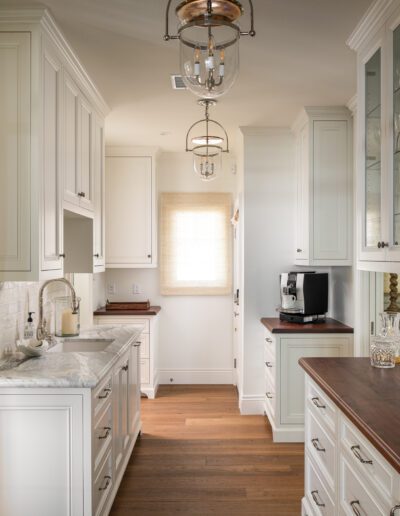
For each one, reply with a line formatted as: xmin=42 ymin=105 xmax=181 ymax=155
xmin=0 ymin=33 xmax=31 ymax=273
xmin=41 ymin=41 xmax=63 ymax=272
xmin=63 ymin=71 xmax=80 ymax=207
xmin=105 ymin=156 xmax=153 ymax=266
xmin=93 ymin=114 xmax=105 ymax=270
xmin=78 ymin=95 xmax=94 ymax=212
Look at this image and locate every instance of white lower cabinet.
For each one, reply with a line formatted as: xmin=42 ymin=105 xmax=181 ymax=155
xmin=0 ymin=341 xmax=141 ymax=516
xmin=303 ymin=375 xmax=400 ymax=516
xmin=263 ymin=328 xmax=353 ymax=442
xmin=94 ymin=314 xmax=160 ymax=399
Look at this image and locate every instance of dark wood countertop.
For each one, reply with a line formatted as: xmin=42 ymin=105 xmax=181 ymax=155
xmin=261 ymin=317 xmax=353 ymax=334
xmin=299 ymin=357 xmax=400 ymax=474
xmin=94 ymin=306 xmax=161 ymax=316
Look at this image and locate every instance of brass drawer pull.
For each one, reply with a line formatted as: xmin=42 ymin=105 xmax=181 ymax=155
xmin=350 ymin=500 xmax=362 ymax=516
xmin=265 ymin=337 xmax=273 ymax=343
xmin=311 ymin=397 xmax=326 ymax=409
xmin=311 ymin=438 xmax=326 ymax=452
xmin=351 ymin=445 xmax=373 ymax=465
xmin=265 ymin=361 xmax=273 ymax=368
xmin=98 ymin=388 xmax=111 ymax=400
xmin=98 ymin=475 xmax=111 ymax=492
xmin=98 ymin=426 xmax=111 ymax=440
xmin=311 ymin=490 xmax=325 ymax=508
xmin=266 ymin=392 xmax=273 ymax=399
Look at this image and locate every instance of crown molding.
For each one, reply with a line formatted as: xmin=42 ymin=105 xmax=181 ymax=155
xmin=347 ymin=0 xmax=395 ymax=51
xmin=291 ymin=106 xmax=351 ymax=133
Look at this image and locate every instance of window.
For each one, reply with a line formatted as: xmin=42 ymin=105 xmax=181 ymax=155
xmin=160 ymin=193 xmax=232 ymax=295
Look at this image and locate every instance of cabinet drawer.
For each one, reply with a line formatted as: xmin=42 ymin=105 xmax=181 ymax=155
xmin=93 ymin=403 xmax=112 ymax=473
xmin=94 ymin=449 xmax=113 ymax=516
xmin=137 ymin=332 xmax=150 ymax=359
xmin=306 ymin=409 xmax=336 ymax=493
xmin=306 ymin=378 xmax=337 ymax=435
xmin=95 ymin=316 xmax=150 ymax=333
xmin=305 ymin=453 xmax=335 ymax=516
xmin=340 ymin=415 xmax=398 ymax=503
xmin=339 ymin=454 xmax=389 ymax=516
xmin=93 ymin=374 xmax=112 ymax=418
xmin=140 ymin=358 xmax=150 ymax=384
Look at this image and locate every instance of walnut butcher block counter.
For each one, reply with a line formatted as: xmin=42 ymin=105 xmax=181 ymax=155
xmin=261 ymin=317 xmax=354 ymax=334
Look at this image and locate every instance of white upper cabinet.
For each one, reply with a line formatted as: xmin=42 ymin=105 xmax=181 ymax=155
xmin=105 ymin=148 xmax=157 ymax=268
xmin=0 ymin=8 xmax=108 ymax=280
xmin=292 ymin=107 xmax=353 ymax=266
xmin=349 ymin=0 xmax=400 ymax=272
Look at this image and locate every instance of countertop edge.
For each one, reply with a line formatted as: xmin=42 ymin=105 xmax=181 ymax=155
xmin=299 ymin=358 xmax=400 ymax=474
xmin=261 ymin=317 xmax=354 ymax=334
xmin=94 ymin=306 xmax=161 ymax=316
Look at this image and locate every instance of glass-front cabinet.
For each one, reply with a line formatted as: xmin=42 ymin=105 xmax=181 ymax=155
xmin=350 ymin=4 xmax=400 ymax=271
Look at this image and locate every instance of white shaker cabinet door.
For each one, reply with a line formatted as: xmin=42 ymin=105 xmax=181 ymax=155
xmin=63 ymin=71 xmax=80 ymax=207
xmin=41 ymin=41 xmax=64 ymax=273
xmin=106 ymin=156 xmax=153 ymax=266
xmin=0 ymin=33 xmax=31 ymax=272
xmin=93 ymin=114 xmax=105 ymax=271
xmin=78 ymin=95 xmax=94 ymax=212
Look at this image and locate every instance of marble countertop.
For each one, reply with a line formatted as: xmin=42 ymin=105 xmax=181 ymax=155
xmin=0 ymin=325 xmax=142 ymax=389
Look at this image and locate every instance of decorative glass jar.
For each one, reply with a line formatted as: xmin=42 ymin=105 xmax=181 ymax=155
xmin=370 ymin=335 xmax=396 ymax=368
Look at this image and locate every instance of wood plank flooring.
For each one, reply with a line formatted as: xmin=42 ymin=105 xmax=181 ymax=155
xmin=110 ymin=385 xmax=304 ymax=515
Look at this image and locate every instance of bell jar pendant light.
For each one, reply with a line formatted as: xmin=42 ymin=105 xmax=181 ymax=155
xmin=186 ymin=98 xmax=229 ymax=181
xmin=164 ymin=0 xmax=256 ymax=98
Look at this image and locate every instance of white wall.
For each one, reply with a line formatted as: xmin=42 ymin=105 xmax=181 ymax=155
xmin=104 ymin=151 xmax=237 ymax=384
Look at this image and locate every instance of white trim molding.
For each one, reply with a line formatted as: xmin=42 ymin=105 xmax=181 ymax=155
xmin=347 ymin=0 xmax=394 ymax=51
xmin=239 ymin=394 xmax=264 ymax=415
xmin=158 ymin=369 xmax=234 ymax=385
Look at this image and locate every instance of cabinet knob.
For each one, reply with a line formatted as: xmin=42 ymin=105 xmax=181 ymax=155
xmin=59 ymin=253 xmax=66 ymax=259
xmin=296 ymin=248 xmax=302 ymax=253
xmin=94 ymin=254 xmax=100 ymax=258
xmin=147 ymin=254 xmax=152 ymax=259
xmin=377 ymin=241 xmax=389 ymax=248
xmin=122 ymin=364 xmax=129 ymax=372
xmin=77 ymin=191 xmax=86 ymax=198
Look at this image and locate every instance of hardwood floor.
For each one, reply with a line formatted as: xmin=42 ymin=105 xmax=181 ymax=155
xmin=110 ymin=385 xmax=304 ymax=515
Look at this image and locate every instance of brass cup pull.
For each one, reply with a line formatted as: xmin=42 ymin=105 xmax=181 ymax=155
xmin=311 ymin=438 xmax=326 ymax=452
xmin=266 ymin=392 xmax=273 ymax=399
xmin=265 ymin=361 xmax=273 ymax=368
xmin=98 ymin=426 xmax=111 ymax=440
xmin=98 ymin=387 xmax=111 ymax=400
xmin=351 ymin=445 xmax=373 ymax=465
xmin=391 ymin=504 xmax=400 ymax=516
xmin=311 ymin=397 xmax=326 ymax=409
xmin=350 ymin=500 xmax=362 ymax=516
xmin=99 ymin=475 xmax=111 ymax=492
xmin=311 ymin=490 xmax=325 ymax=508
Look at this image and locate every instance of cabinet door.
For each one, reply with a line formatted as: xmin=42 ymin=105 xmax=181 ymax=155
xmin=41 ymin=42 xmax=63 ymax=272
xmin=313 ymin=120 xmax=350 ymax=261
xmin=78 ymin=95 xmax=94 ymax=212
xmin=112 ymin=356 xmax=130 ymax=477
xmin=129 ymin=343 xmax=141 ymax=437
xmin=359 ymin=39 xmax=386 ymax=262
xmin=106 ymin=156 xmax=153 ymax=266
xmin=295 ymin=124 xmax=310 ymax=262
xmin=0 ymin=33 xmax=31 ymax=273
xmin=93 ymin=114 xmax=105 ymax=270
xmin=280 ymin=336 xmax=352 ymax=425
xmin=63 ymin=72 xmax=80 ymax=207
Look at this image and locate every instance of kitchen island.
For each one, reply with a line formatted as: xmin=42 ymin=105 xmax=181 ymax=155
xmin=299 ymin=357 xmax=400 ymax=516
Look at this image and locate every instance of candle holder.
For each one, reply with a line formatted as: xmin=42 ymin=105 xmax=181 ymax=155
xmin=55 ymin=296 xmax=80 ymax=337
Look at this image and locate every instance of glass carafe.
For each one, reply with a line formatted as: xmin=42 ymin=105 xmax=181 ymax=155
xmin=379 ymin=312 xmax=400 ymax=364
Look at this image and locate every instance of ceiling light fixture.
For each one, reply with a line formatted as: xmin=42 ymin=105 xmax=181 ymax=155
xmin=186 ymin=99 xmax=229 ymax=181
xmin=164 ymin=0 xmax=256 ymax=98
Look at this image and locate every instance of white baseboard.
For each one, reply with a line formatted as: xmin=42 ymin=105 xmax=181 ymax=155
xmin=158 ymin=368 xmax=234 ymax=385
xmin=239 ymin=394 xmax=265 ymax=415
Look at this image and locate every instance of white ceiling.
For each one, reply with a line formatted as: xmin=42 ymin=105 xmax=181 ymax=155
xmin=2 ymin=0 xmax=373 ymax=151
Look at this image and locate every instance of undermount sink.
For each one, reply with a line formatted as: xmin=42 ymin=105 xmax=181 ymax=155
xmin=48 ymin=339 xmax=114 ymax=353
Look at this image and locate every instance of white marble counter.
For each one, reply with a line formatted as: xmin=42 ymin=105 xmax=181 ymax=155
xmin=0 ymin=325 xmax=142 ymax=388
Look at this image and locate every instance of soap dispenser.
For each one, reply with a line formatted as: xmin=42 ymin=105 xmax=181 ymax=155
xmin=24 ymin=312 xmax=35 ymax=340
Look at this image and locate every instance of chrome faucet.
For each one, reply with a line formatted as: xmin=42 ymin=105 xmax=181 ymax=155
xmin=37 ymin=278 xmax=80 ymax=343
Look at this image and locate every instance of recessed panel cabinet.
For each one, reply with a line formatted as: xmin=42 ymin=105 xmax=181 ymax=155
xmin=106 ymin=148 xmax=158 ymax=268
xmin=292 ymin=107 xmax=353 ymax=266
xmin=349 ymin=0 xmax=400 ymax=272
xmin=0 ymin=9 xmax=108 ymax=280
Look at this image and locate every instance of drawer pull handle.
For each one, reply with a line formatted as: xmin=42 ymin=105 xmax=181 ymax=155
xmin=311 ymin=438 xmax=326 ymax=452
xmin=351 ymin=445 xmax=373 ymax=465
xmin=122 ymin=364 xmax=129 ymax=372
xmin=99 ymin=475 xmax=111 ymax=492
xmin=350 ymin=500 xmax=362 ymax=516
xmin=311 ymin=490 xmax=325 ymax=508
xmin=98 ymin=388 xmax=111 ymax=400
xmin=98 ymin=426 xmax=111 ymax=440
xmin=311 ymin=397 xmax=326 ymax=409
xmin=134 ymin=341 xmax=141 ymax=347
xmin=266 ymin=392 xmax=273 ymax=399
xmin=265 ymin=338 xmax=273 ymax=343
xmin=391 ymin=504 xmax=400 ymax=516
xmin=265 ymin=361 xmax=273 ymax=368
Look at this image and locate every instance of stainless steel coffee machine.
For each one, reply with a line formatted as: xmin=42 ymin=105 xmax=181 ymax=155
xmin=279 ymin=271 xmax=328 ymax=323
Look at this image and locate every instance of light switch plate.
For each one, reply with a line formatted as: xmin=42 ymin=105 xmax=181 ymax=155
xmin=107 ymin=283 xmax=116 ymax=295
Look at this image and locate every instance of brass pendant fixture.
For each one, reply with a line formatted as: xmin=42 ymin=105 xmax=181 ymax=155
xmin=164 ymin=0 xmax=256 ymax=98
xmin=186 ymin=99 xmax=229 ymax=181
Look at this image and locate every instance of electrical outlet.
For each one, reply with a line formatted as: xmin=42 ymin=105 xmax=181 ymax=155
xmin=132 ymin=284 xmax=141 ymax=295
xmin=107 ymin=283 xmax=116 ymax=295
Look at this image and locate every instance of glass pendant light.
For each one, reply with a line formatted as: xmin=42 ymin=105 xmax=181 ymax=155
xmin=186 ymin=99 xmax=229 ymax=181
xmin=164 ymin=0 xmax=256 ymax=98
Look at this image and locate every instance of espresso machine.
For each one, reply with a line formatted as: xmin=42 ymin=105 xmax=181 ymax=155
xmin=279 ymin=272 xmax=328 ymax=323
